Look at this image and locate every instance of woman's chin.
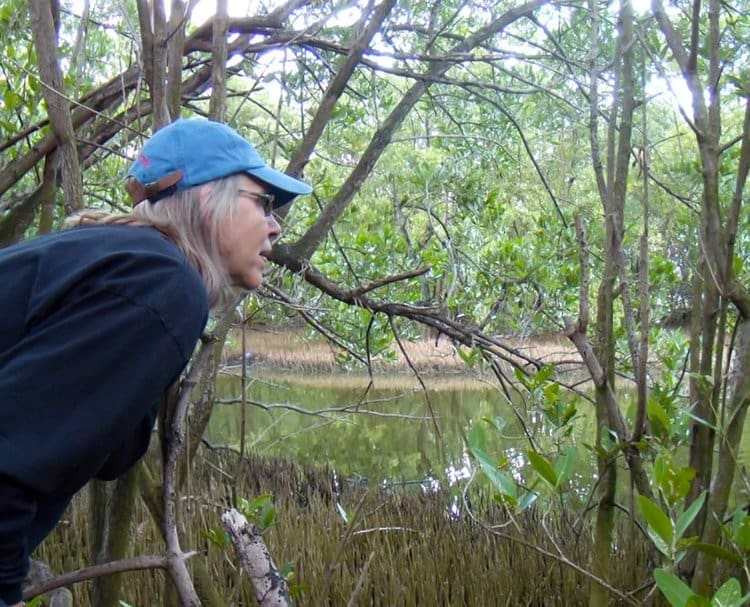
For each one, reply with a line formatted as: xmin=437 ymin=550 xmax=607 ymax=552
xmin=232 ymin=271 xmax=263 ymax=291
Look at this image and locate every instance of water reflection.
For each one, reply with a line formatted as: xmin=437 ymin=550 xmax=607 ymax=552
xmin=207 ymin=370 xmax=598 ymax=494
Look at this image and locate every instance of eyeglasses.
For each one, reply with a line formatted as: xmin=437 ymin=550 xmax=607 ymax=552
xmin=238 ymin=189 xmax=275 ymax=217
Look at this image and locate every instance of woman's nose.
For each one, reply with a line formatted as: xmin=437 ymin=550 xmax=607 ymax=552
xmin=268 ymin=214 xmax=282 ymax=243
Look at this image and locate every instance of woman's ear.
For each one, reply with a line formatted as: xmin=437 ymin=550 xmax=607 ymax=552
xmin=199 ymin=184 xmax=212 ymax=206
xmin=198 ymin=184 xmax=214 ymax=221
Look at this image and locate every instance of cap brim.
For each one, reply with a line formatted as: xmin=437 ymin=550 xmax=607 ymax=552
xmin=247 ymin=166 xmax=312 ymax=207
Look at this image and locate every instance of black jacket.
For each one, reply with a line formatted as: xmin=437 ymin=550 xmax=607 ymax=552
xmin=0 ymin=225 xmax=209 ymax=604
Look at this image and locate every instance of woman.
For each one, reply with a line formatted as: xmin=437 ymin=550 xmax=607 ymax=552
xmin=0 ymin=118 xmax=311 ymax=606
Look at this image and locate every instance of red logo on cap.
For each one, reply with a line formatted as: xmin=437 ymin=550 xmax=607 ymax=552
xmin=139 ymin=153 xmax=150 ymax=167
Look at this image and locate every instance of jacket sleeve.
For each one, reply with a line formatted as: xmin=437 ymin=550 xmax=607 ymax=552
xmin=0 ymin=286 xmax=205 ymax=602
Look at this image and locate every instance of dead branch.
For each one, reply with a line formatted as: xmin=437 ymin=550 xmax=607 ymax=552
xmin=23 ymin=554 xmax=188 ymax=601
xmin=221 ymin=509 xmax=292 ymax=607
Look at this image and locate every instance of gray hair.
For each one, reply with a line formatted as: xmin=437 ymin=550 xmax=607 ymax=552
xmin=72 ymin=174 xmax=247 ymax=306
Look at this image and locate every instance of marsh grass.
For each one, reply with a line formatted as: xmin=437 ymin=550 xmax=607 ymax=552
xmin=224 ymin=328 xmax=582 ymax=378
xmin=35 ymin=450 xmax=667 ymax=607
xmin=30 ymin=331 xmax=670 ymax=605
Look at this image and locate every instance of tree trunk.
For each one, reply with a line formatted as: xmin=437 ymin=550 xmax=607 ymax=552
xmin=88 ymin=469 xmax=140 ymax=607
xmin=693 ymin=320 xmax=750 ymax=593
xmin=28 ymin=0 xmax=84 ymax=212
xmin=589 ymin=409 xmax=616 ymax=607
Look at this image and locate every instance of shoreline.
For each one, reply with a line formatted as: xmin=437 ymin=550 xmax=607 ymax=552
xmin=220 ymin=326 xmax=585 ymax=389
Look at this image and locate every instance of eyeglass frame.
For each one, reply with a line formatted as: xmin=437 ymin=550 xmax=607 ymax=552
xmin=237 ymin=188 xmax=276 ymax=217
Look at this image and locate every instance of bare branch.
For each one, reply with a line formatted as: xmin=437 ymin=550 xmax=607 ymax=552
xmin=289 ymin=0 xmax=549 ymax=259
xmin=286 ymin=0 xmax=398 ymax=177
xmin=350 ymin=267 xmax=431 ymax=297
xmin=23 ymin=554 xmax=189 ymax=601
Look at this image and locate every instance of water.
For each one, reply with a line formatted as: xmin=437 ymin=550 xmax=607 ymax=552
xmin=207 ymin=369 xmax=598 ymax=493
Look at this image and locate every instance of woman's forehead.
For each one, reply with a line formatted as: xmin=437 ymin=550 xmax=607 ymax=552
xmin=237 ymin=174 xmax=269 ymax=192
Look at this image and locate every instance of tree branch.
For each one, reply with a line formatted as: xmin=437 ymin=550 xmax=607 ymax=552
xmin=289 ymin=0 xmax=549 ymax=260
xmin=285 ymin=0 xmax=398 ymax=177
xmin=23 ymin=554 xmax=190 ymax=601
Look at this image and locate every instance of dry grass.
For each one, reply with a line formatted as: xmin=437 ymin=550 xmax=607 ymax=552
xmin=224 ymin=328 xmax=583 ymax=378
xmin=35 ymin=451 xmax=667 ymax=607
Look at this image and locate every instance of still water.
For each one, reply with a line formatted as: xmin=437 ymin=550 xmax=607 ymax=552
xmin=206 ymin=369 xmax=598 ymax=492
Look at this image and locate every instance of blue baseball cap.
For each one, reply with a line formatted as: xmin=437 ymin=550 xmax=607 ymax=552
xmin=125 ymin=118 xmax=312 ymax=207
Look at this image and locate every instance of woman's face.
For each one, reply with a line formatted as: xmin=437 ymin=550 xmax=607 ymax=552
xmin=215 ymin=175 xmax=281 ymax=290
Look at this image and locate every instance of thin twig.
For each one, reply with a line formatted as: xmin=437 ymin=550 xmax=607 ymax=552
xmin=346 ymin=550 xmax=375 ymax=607
xmin=216 ymin=397 xmax=433 ymax=420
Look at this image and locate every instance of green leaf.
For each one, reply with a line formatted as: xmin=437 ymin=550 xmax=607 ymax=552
xmin=561 ymin=402 xmax=578 ymax=425
xmin=278 ymin=562 xmax=295 ymax=580
xmin=691 ymin=543 xmax=743 ymax=566
xmin=543 ymin=381 xmax=559 ymax=404
xmin=731 ymin=510 xmax=750 ymax=553
xmin=260 ymin=505 xmax=277 ymax=530
xmin=199 ymin=527 xmax=230 ymax=549
xmin=553 ymin=446 xmax=576 ymax=486
xmin=513 ymin=366 xmax=531 ymax=389
xmin=676 ymin=492 xmax=706 ymax=540
xmin=648 ymin=527 xmax=673 ymax=557
xmin=654 ymin=569 xmax=695 ymax=607
xmin=468 ymin=422 xmax=487 ymax=453
xmin=536 ymin=364 xmax=555 ymax=384
xmin=639 ymin=495 xmax=674 ymax=546
xmin=456 ymin=346 xmax=480 ymax=367
xmin=732 ymin=254 xmax=744 ymax=278
xmin=517 ymin=491 xmax=538 ymax=512
xmin=4 ymin=89 xmax=23 ymax=112
xmin=647 ymin=398 xmax=673 ymax=436
xmin=527 ymin=450 xmax=558 ymax=488
xmin=712 ymin=577 xmax=741 ymax=607
xmin=684 ymin=411 xmax=718 ymax=431
xmin=654 ymin=454 xmax=695 ymax=506
xmin=470 ymin=445 xmax=516 ymax=498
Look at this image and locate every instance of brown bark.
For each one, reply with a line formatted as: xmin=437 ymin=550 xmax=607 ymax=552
xmin=166 ymin=0 xmax=189 ymax=120
xmin=0 ymin=153 xmax=59 ymax=246
xmin=693 ymin=319 xmax=750 ymax=592
xmin=581 ymin=3 xmax=642 ymax=604
xmin=89 ymin=469 xmax=140 ymax=607
xmin=208 ymin=0 xmax=228 ymax=122
xmin=137 ymin=0 xmax=170 ymax=128
xmin=652 ymin=0 xmax=750 ymax=592
xmin=28 ymin=0 xmax=84 ymax=211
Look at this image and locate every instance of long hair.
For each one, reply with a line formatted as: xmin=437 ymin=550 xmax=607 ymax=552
xmin=72 ymin=174 xmax=246 ymax=306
